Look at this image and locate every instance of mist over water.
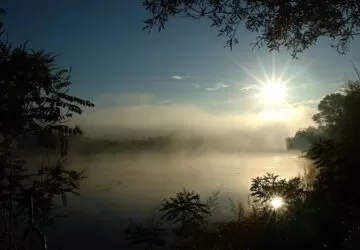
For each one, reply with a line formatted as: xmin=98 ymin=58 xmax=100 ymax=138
xmin=47 ymin=149 xmax=308 ymax=250
xmin=39 ymin=101 xmax=314 ymax=249
xmin=70 ymin=151 xmax=306 ymax=211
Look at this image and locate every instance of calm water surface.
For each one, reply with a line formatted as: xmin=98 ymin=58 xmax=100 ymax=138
xmin=47 ymin=151 xmax=307 ymax=249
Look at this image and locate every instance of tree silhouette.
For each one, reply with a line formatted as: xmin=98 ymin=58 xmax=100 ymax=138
xmin=125 ymin=175 xmax=315 ymax=249
xmin=286 ymin=87 xmax=353 ymax=150
xmin=125 ymin=189 xmax=219 ymax=249
xmin=250 ymin=173 xmax=305 ymax=208
xmin=0 ymin=8 xmax=4 ymax=35
xmin=303 ymin=80 xmax=360 ymax=249
xmin=0 ymin=38 xmax=94 ymax=249
xmin=142 ymin=0 xmax=360 ymax=58
xmin=281 ymin=80 xmax=360 ymax=248
xmin=312 ymin=93 xmax=345 ymax=133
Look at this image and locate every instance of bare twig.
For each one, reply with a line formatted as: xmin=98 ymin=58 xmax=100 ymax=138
xmin=22 ymin=181 xmax=48 ymax=250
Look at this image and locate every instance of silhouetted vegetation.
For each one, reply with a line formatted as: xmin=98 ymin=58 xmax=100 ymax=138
xmin=143 ymin=0 xmax=360 ymax=58
xmin=0 ymin=8 xmax=4 ymax=35
xmin=125 ymin=173 xmax=314 ymax=249
xmin=286 ymin=81 xmax=356 ymax=150
xmin=305 ymin=80 xmax=360 ymax=249
xmin=286 ymin=126 xmax=323 ymax=151
xmin=126 ymin=80 xmax=360 ymax=249
xmin=2 ymin=2 xmax=360 ymax=249
xmin=0 ymin=11 xmax=94 ymax=249
xmin=139 ymin=3 xmax=360 ymax=246
xmin=68 ymin=134 xmax=176 ymax=155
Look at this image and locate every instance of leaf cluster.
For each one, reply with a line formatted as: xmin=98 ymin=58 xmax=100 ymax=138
xmin=0 ymin=39 xmax=93 ymax=249
xmin=0 ymin=42 xmax=94 ymax=141
xmin=250 ymin=173 xmax=305 ymax=208
xmin=126 ymin=177 xmax=310 ymax=249
xmin=143 ymin=0 xmax=360 ymax=58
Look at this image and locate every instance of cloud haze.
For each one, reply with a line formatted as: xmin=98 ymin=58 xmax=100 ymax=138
xmin=171 ymin=75 xmax=183 ymax=80
xmin=206 ymin=82 xmax=230 ymax=91
xmin=95 ymin=92 xmax=159 ymax=107
xmin=74 ymin=93 xmax=316 ymax=151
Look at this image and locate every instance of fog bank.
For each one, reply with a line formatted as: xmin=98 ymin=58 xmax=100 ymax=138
xmin=72 ymin=104 xmax=315 ymax=152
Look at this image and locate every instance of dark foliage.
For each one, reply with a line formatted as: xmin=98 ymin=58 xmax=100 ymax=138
xmin=286 ymin=126 xmax=324 ymax=151
xmin=303 ymin=81 xmax=360 ymax=249
xmin=125 ymin=176 xmax=313 ymax=249
xmin=125 ymin=189 xmax=214 ymax=249
xmin=0 ymin=42 xmax=94 ymax=141
xmin=143 ymin=0 xmax=360 ymax=58
xmin=160 ymin=188 xmax=210 ymax=225
xmin=0 ymin=38 xmax=94 ymax=249
xmin=126 ymin=80 xmax=360 ymax=249
xmin=250 ymin=173 xmax=305 ymax=208
xmin=0 ymin=8 xmax=4 ymax=35
xmin=125 ymin=219 xmax=167 ymax=250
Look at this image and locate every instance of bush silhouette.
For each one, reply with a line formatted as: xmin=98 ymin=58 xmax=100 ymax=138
xmin=0 ymin=39 xmax=94 ymax=249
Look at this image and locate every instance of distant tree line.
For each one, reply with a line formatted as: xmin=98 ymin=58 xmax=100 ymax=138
xmin=286 ymin=127 xmax=319 ymax=151
xmin=286 ymin=127 xmax=324 ymax=151
xmin=68 ymin=134 xmax=176 ymax=155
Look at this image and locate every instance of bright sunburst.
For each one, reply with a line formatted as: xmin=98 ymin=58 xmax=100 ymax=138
xmin=230 ymin=52 xmax=312 ymax=120
xmin=260 ymin=81 xmax=287 ymax=107
xmin=270 ymin=196 xmax=284 ymax=209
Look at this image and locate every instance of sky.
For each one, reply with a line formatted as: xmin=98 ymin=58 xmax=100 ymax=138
xmin=2 ymin=0 xmax=360 ymax=140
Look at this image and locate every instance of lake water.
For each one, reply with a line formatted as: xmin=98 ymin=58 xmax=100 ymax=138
xmin=46 ymin=150 xmax=307 ymax=249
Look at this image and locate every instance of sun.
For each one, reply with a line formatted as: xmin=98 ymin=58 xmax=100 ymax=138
xmin=260 ymin=82 xmax=287 ymax=107
xmin=232 ymin=52 xmax=312 ymax=121
xmin=233 ymin=52 xmax=309 ymax=110
xmin=270 ymin=196 xmax=284 ymax=209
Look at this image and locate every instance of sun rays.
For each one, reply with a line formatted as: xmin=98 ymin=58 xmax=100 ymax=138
xmin=229 ymin=52 xmax=313 ymax=121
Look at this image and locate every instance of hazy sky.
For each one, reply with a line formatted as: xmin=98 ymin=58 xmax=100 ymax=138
xmin=2 ymin=0 xmax=360 ymax=137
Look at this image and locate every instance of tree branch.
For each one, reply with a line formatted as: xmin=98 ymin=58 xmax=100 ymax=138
xmin=22 ymin=181 xmax=48 ymax=250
